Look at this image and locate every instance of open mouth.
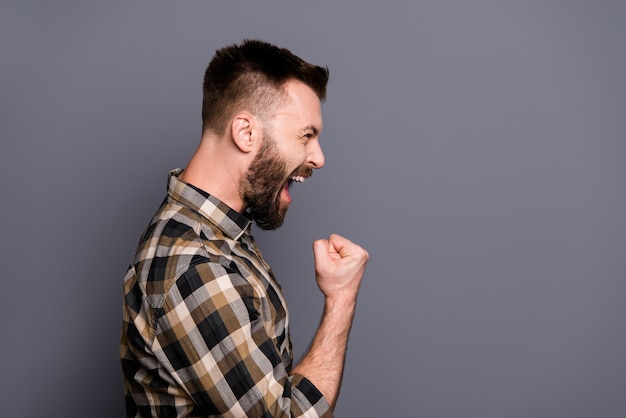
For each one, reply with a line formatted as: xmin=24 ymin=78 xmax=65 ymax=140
xmin=282 ymin=174 xmax=308 ymax=204
xmin=290 ymin=175 xmax=306 ymax=184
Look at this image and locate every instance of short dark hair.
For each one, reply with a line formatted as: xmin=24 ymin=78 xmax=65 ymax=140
xmin=201 ymin=39 xmax=329 ymax=135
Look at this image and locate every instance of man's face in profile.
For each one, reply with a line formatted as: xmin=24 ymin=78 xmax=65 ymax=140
xmin=241 ymin=80 xmax=324 ymax=230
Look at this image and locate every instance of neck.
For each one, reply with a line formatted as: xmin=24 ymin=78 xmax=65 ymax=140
xmin=179 ymin=135 xmax=248 ymax=212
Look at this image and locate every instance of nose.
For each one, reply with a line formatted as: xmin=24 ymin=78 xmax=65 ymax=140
xmin=307 ymin=139 xmax=325 ymax=169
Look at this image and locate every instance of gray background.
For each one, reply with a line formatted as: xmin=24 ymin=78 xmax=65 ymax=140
xmin=1 ymin=1 xmax=625 ymax=417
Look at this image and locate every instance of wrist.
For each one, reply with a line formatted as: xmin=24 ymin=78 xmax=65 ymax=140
xmin=323 ymin=292 xmax=358 ymax=318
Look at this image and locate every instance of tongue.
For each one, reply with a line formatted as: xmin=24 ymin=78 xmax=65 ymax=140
xmin=282 ymin=182 xmax=292 ymax=204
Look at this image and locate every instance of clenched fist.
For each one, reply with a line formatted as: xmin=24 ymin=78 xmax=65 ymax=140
xmin=313 ymin=234 xmax=369 ymax=300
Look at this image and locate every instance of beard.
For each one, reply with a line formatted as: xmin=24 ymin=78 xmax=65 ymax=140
xmin=240 ymin=131 xmax=293 ymax=230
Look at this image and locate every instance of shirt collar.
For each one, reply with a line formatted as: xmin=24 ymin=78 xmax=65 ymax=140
xmin=167 ymin=168 xmax=251 ymax=241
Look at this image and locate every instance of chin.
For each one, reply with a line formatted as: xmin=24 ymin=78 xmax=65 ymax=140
xmin=254 ymin=207 xmax=288 ymax=231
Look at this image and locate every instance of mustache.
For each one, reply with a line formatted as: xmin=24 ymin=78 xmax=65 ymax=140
xmin=290 ymin=166 xmax=313 ymax=178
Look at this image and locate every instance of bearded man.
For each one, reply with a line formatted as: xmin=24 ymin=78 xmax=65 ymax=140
xmin=120 ymin=39 xmax=369 ymax=418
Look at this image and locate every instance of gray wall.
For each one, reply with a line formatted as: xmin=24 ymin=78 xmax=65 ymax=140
xmin=1 ymin=1 xmax=625 ymax=417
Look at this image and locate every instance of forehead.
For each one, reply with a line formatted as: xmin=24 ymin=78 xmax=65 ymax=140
xmin=275 ymin=80 xmax=323 ymax=131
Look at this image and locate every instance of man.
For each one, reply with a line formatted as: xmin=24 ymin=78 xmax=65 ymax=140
xmin=120 ymin=39 xmax=369 ymax=417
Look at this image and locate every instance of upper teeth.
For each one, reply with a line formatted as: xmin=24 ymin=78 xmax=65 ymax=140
xmin=291 ymin=176 xmax=305 ymax=183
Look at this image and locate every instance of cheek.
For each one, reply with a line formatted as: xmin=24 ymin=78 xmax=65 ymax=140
xmin=280 ymin=146 xmax=306 ymax=167
xmin=292 ymin=146 xmax=309 ymax=164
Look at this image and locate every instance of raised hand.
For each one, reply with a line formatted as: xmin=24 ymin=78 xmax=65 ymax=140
xmin=313 ymin=234 xmax=369 ymax=300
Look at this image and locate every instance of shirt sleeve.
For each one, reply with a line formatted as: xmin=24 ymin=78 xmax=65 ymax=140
xmin=150 ymin=261 xmax=333 ymax=418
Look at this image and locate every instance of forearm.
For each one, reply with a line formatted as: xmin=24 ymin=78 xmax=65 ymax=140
xmin=292 ymin=294 xmax=358 ymax=410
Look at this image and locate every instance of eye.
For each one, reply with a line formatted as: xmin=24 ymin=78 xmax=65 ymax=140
xmin=300 ymin=126 xmax=320 ymax=142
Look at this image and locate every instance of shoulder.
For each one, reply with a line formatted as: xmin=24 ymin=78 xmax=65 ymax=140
xmin=131 ymin=200 xmax=224 ymax=298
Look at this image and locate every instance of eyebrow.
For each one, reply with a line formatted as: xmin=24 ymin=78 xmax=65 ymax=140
xmin=302 ymin=125 xmax=320 ymax=136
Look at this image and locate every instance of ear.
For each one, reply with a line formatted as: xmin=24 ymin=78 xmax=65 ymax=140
xmin=231 ymin=113 xmax=256 ymax=153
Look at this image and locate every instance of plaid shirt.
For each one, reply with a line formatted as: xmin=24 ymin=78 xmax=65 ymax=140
xmin=121 ymin=169 xmax=332 ymax=418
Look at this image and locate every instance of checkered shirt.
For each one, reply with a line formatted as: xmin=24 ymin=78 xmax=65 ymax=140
xmin=120 ymin=169 xmax=332 ymax=417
